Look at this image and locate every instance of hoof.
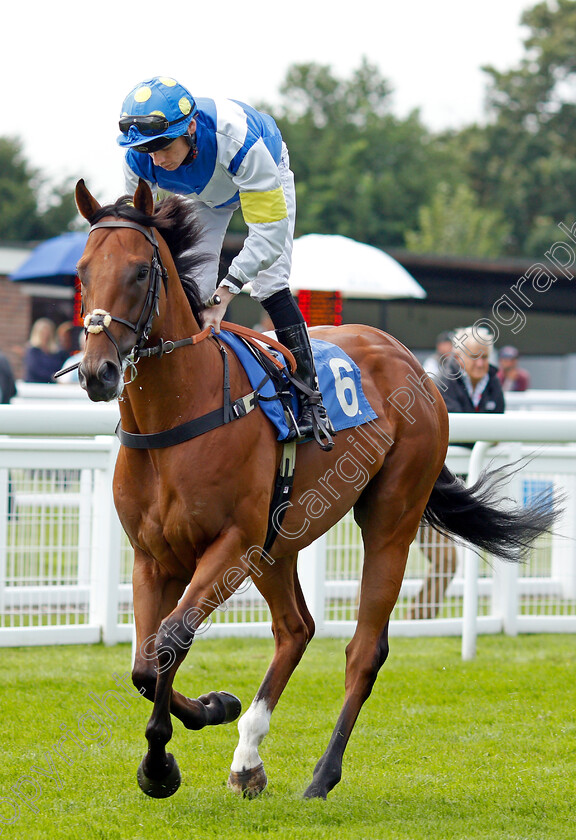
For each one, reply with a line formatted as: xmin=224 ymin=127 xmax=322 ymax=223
xmin=197 ymin=690 xmax=242 ymax=725
xmin=303 ymin=781 xmax=328 ymax=800
xmin=137 ymin=753 xmax=181 ymax=798
xmin=227 ymin=762 xmax=268 ymax=799
xmin=218 ymin=691 xmax=242 ymax=724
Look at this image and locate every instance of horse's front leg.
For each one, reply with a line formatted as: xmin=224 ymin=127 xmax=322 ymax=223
xmin=228 ymin=554 xmax=315 ymax=798
xmin=130 ymin=550 xmax=189 ymax=797
xmin=131 ymin=549 xmax=187 ymax=702
xmin=136 ymin=533 xmax=250 ymax=798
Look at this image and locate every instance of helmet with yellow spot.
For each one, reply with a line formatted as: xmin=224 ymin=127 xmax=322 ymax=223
xmin=117 ymin=76 xmax=196 ymax=152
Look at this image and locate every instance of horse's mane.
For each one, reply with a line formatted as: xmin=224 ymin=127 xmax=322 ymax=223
xmin=86 ymin=195 xmax=208 ymax=321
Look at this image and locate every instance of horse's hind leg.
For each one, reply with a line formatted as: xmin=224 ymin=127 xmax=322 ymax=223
xmin=228 ymin=553 xmax=315 ymax=798
xmin=304 ymin=619 xmax=392 ymax=800
xmin=303 ymin=489 xmax=425 ymax=799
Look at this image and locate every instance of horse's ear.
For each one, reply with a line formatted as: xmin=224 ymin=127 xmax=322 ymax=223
xmin=75 ymin=179 xmax=101 ymax=220
xmin=133 ymin=179 xmax=155 ymax=217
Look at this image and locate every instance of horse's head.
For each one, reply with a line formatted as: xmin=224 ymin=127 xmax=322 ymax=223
xmin=75 ymin=179 xmax=165 ymax=401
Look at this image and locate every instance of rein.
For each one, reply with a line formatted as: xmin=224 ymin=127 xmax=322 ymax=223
xmin=137 ymin=321 xmax=296 ymax=375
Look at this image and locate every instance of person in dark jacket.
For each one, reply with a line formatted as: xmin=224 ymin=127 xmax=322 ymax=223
xmin=409 ymin=326 xmax=505 ymax=620
xmin=0 ymin=350 xmax=16 ymax=403
xmin=438 ymin=326 xmax=505 ymax=416
xmin=24 ymin=318 xmax=67 ymax=384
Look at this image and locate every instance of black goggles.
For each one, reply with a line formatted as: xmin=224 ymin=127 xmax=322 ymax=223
xmin=119 ymin=111 xmax=191 ymax=137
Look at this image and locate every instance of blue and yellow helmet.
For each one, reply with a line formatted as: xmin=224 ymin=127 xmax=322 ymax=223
xmin=117 ymin=76 xmax=196 ymax=150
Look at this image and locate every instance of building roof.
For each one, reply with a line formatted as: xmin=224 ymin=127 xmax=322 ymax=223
xmin=386 ymin=249 xmax=576 ymax=315
xmin=0 ymin=242 xmax=34 ymax=277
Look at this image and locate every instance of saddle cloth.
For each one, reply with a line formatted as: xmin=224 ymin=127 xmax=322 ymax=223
xmin=217 ymin=330 xmax=378 ymax=441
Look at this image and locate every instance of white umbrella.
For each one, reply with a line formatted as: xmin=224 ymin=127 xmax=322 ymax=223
xmin=288 ymin=234 xmax=426 ymax=299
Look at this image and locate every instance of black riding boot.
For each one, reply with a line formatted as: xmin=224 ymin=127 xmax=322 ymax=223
xmin=276 ymin=323 xmax=334 ymax=450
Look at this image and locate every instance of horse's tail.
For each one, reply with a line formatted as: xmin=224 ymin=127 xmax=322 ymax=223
xmin=422 ymin=463 xmax=560 ymax=562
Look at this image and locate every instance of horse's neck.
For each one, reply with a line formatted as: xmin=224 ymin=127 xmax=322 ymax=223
xmin=119 ymin=273 xmax=221 ymax=432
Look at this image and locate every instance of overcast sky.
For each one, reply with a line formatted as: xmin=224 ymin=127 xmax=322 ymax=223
xmin=4 ymin=0 xmax=534 ymax=203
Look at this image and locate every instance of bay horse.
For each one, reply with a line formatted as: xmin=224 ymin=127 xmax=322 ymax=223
xmin=74 ymin=179 xmax=556 ymax=800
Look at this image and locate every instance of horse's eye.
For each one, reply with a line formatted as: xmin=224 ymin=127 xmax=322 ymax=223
xmin=137 ymin=266 xmax=149 ymax=282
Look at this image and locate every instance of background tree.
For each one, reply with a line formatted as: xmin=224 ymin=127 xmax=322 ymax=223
xmin=0 ymin=137 xmax=78 ymax=241
xmin=259 ymin=4 xmax=576 ymax=259
xmin=258 ymin=59 xmax=464 ymax=248
xmin=461 ymin=0 xmax=576 ymax=255
xmin=405 ymin=183 xmax=511 ymax=258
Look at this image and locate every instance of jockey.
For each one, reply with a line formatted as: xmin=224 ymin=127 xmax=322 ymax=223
xmin=117 ymin=76 xmax=333 ymax=448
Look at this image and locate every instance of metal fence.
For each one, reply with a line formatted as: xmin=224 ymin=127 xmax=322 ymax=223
xmin=0 ymin=399 xmax=575 ymax=659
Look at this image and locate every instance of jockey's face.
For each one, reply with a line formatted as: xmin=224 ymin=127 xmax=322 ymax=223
xmin=149 ymin=120 xmax=196 ymax=170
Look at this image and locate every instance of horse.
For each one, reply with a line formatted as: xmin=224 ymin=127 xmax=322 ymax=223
xmin=74 ymin=178 xmax=557 ymax=800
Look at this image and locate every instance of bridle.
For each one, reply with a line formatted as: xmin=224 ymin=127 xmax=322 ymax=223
xmin=82 ymin=219 xmax=169 ymax=377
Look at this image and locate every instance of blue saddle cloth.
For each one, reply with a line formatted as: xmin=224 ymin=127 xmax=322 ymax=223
xmin=218 ymin=330 xmax=378 ymax=441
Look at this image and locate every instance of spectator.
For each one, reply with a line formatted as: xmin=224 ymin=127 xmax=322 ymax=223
xmin=56 ymin=321 xmax=78 ymax=360
xmin=439 ymin=326 xmax=505 ymax=416
xmin=409 ymin=326 xmax=505 ymax=620
xmin=497 ymin=346 xmax=531 ymax=392
xmin=57 ymin=332 xmax=86 ymax=385
xmin=24 ymin=318 xmax=67 ymax=384
xmin=0 ymin=350 xmax=16 ymax=403
xmin=423 ymin=330 xmax=454 ymax=379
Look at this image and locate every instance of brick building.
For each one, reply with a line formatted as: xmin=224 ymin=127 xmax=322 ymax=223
xmin=0 ymin=241 xmax=81 ymax=380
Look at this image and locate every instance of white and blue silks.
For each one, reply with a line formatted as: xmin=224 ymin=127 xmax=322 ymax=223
xmin=123 ymin=98 xmax=293 ymax=300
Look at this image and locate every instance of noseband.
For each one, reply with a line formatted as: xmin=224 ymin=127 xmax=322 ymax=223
xmin=83 ymin=219 xmax=168 ymax=371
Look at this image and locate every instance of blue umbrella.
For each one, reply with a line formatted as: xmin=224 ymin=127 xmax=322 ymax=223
xmin=10 ymin=231 xmax=88 ymax=286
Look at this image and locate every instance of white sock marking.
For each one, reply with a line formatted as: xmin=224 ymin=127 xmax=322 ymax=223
xmin=230 ymin=698 xmax=271 ymax=772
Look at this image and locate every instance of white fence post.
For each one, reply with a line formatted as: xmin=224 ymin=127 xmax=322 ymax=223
xmin=491 ymin=442 xmax=521 ymax=637
xmin=298 ymin=534 xmax=327 ymax=636
xmin=0 ymin=468 xmax=8 ymax=613
xmin=461 ymin=441 xmax=491 ymax=661
xmin=89 ymin=436 xmax=122 ymax=644
xmin=551 ymin=473 xmax=576 ymax=599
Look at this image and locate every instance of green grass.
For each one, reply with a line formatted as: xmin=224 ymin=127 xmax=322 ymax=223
xmin=0 ymin=635 xmax=574 ymax=840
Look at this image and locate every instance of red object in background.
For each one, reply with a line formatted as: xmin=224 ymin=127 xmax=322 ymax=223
xmin=298 ymin=290 xmax=343 ymax=327
xmin=73 ymin=277 xmax=83 ymax=326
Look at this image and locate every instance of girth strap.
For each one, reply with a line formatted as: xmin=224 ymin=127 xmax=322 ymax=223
xmin=115 ymin=391 xmax=258 ymax=449
xmin=116 ymin=340 xmax=263 ymax=449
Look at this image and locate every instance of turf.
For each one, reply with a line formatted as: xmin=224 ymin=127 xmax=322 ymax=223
xmin=0 ymin=634 xmax=573 ymax=840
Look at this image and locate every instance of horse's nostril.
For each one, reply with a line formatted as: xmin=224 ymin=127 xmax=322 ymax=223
xmin=98 ymin=360 xmax=120 ymax=386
